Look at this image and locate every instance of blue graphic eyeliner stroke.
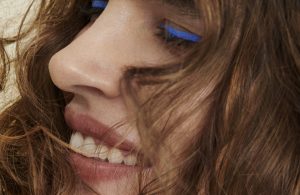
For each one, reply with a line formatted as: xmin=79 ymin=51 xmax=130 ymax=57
xmin=92 ymin=0 xmax=108 ymax=9
xmin=164 ymin=24 xmax=201 ymax=42
xmin=90 ymin=1 xmax=200 ymax=43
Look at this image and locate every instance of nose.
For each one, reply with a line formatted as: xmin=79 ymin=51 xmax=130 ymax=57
xmin=49 ymin=2 xmax=161 ymax=98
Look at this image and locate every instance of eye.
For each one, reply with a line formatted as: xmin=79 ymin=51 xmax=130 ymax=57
xmin=79 ymin=1 xmax=201 ymax=53
xmin=156 ymin=20 xmax=202 ymax=52
xmin=160 ymin=23 xmax=201 ymax=43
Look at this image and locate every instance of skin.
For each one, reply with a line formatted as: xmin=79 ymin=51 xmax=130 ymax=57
xmin=48 ymin=0 xmax=201 ymax=194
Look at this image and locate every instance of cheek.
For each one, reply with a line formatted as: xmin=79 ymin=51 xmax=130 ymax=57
xmin=144 ymin=85 xmax=212 ymax=163
xmin=167 ymin=107 xmax=205 ymax=149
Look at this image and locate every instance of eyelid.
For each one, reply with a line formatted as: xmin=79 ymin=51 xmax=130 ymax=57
xmin=160 ymin=23 xmax=202 ymax=42
xmin=92 ymin=0 xmax=108 ymax=9
xmin=89 ymin=1 xmax=201 ymax=43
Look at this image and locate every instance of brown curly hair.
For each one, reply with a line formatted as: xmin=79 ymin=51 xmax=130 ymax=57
xmin=0 ymin=0 xmax=299 ymax=194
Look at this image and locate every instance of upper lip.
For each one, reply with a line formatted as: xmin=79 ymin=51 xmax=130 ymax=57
xmin=64 ymin=106 xmax=138 ymax=152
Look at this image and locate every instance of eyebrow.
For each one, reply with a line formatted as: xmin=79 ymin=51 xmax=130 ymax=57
xmin=161 ymin=0 xmax=195 ymax=8
xmin=159 ymin=0 xmax=200 ymax=18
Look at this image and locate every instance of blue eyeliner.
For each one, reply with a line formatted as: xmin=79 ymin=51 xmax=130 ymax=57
xmin=92 ymin=0 xmax=108 ymax=9
xmin=162 ymin=24 xmax=201 ymax=42
xmin=89 ymin=1 xmax=201 ymax=43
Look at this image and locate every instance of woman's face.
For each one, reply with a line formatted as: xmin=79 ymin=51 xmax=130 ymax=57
xmin=49 ymin=0 xmax=201 ymax=194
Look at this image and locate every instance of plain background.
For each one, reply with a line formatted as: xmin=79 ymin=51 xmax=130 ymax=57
xmin=0 ymin=0 xmax=37 ymax=110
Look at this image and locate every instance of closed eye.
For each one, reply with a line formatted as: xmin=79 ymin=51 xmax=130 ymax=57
xmin=83 ymin=0 xmax=201 ymax=43
xmin=80 ymin=0 xmax=201 ymax=54
xmin=160 ymin=23 xmax=201 ymax=43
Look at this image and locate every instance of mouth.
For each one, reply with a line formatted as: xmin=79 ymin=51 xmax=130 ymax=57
xmin=64 ymin=106 xmax=148 ymax=182
xmin=69 ymin=131 xmax=138 ymax=166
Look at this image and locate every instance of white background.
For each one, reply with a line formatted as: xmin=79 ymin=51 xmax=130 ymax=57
xmin=0 ymin=0 xmax=36 ymax=110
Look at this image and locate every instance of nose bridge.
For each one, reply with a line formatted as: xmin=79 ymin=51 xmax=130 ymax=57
xmin=50 ymin=4 xmax=144 ymax=98
xmin=90 ymin=2 xmax=145 ymax=64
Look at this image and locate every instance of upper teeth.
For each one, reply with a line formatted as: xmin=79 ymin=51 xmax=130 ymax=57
xmin=69 ymin=132 xmax=137 ymax=166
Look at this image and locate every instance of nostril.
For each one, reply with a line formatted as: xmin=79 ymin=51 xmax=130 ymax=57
xmin=63 ymin=91 xmax=74 ymax=105
xmin=73 ymin=85 xmax=106 ymax=97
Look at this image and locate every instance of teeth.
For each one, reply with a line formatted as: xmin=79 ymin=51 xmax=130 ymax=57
xmin=108 ymin=148 xmax=123 ymax=164
xmin=69 ymin=132 xmax=137 ymax=166
xmin=124 ymin=154 xmax=137 ymax=166
xmin=70 ymin=132 xmax=84 ymax=149
xmin=95 ymin=145 xmax=109 ymax=160
xmin=82 ymin=136 xmax=96 ymax=157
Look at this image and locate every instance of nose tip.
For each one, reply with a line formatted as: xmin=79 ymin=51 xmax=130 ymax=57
xmin=48 ymin=48 xmax=122 ymax=99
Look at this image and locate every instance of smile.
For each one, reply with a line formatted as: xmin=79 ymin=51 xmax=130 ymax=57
xmin=64 ymin=106 xmax=149 ymax=182
xmin=69 ymin=131 xmax=138 ymax=166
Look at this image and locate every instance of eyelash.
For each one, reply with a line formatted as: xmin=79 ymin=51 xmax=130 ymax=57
xmin=80 ymin=0 xmax=201 ymax=52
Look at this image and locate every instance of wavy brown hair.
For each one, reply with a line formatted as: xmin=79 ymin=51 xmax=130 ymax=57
xmin=1 ymin=0 xmax=300 ymax=194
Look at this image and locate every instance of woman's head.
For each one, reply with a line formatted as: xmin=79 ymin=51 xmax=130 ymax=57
xmin=0 ymin=0 xmax=299 ymax=194
xmin=47 ymin=1 xmax=206 ymax=193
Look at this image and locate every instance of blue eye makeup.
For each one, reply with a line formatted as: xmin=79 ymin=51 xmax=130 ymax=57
xmin=160 ymin=23 xmax=201 ymax=43
xmin=91 ymin=0 xmax=108 ymax=9
xmin=80 ymin=0 xmax=201 ymax=52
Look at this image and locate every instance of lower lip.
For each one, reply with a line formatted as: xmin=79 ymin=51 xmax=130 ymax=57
xmin=69 ymin=152 xmax=141 ymax=183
